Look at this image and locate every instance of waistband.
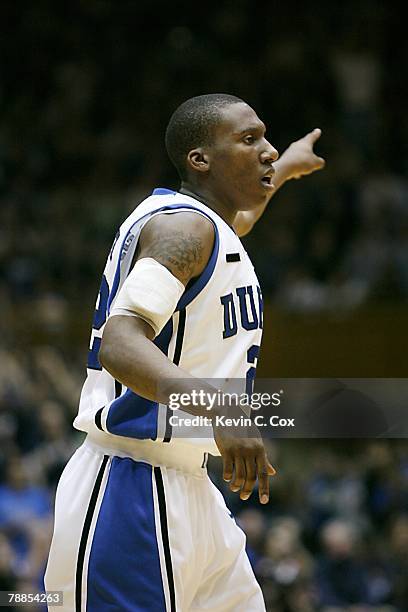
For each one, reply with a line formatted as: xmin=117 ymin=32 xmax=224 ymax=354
xmin=85 ymin=431 xmax=210 ymax=476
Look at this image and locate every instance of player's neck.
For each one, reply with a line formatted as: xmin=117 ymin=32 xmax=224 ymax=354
xmin=179 ymin=183 xmax=236 ymax=226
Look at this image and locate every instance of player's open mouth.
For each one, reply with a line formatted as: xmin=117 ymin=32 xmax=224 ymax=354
xmin=260 ymin=175 xmax=275 ymax=189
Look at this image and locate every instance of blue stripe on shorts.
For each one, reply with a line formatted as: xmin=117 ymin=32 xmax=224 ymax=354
xmin=86 ymin=458 xmax=167 ymax=611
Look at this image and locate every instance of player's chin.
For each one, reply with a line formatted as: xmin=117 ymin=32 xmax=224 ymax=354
xmin=250 ymin=186 xmax=272 ymax=207
xmin=235 ymin=185 xmax=270 ymax=210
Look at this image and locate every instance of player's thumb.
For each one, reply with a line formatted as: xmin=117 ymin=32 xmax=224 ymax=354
xmin=315 ymin=155 xmax=326 ymax=169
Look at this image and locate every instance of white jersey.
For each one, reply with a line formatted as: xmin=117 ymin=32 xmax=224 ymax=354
xmin=73 ymin=188 xmax=263 ymax=457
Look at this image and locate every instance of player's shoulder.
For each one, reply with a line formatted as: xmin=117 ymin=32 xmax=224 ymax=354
xmin=143 ymin=209 xmax=214 ymax=242
xmin=137 ymin=211 xmax=215 ymax=285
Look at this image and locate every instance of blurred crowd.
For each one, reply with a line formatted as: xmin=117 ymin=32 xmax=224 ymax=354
xmin=0 ymin=346 xmax=82 ymax=605
xmin=2 ymin=1 xmax=408 ymax=610
xmin=215 ymin=439 xmax=408 ymax=611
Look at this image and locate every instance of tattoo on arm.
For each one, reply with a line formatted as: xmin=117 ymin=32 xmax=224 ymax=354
xmin=147 ymin=231 xmax=204 ymax=282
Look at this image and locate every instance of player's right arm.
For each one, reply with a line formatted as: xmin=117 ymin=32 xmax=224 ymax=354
xmin=99 ymin=211 xmax=276 ymax=503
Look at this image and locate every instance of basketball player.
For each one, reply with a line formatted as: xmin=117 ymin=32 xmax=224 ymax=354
xmin=45 ymin=94 xmax=324 ymax=611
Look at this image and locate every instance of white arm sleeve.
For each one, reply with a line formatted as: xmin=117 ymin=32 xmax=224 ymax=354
xmin=109 ymin=257 xmax=185 ymax=336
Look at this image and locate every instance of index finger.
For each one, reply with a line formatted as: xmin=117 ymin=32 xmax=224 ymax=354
xmin=222 ymin=453 xmax=234 ymax=482
xmin=305 ymin=127 xmax=322 ymax=144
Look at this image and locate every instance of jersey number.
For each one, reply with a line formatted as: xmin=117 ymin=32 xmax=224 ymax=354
xmin=245 ymin=344 xmax=260 ymax=397
xmin=87 ymin=274 xmax=109 ymax=370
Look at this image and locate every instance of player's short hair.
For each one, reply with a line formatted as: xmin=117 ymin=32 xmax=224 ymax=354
xmin=165 ymin=93 xmax=244 ymax=180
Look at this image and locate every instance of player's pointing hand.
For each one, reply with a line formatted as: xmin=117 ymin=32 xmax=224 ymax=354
xmin=277 ymin=127 xmax=325 ymax=181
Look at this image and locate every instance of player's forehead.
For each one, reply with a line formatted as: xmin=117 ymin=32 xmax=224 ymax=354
xmin=216 ymin=102 xmax=266 ymax=137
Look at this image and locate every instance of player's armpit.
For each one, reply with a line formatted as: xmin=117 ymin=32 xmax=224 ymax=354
xmin=137 ymin=212 xmax=215 ymax=286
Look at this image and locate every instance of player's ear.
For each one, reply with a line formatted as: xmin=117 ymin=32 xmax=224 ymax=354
xmin=186 ymin=148 xmax=210 ymax=174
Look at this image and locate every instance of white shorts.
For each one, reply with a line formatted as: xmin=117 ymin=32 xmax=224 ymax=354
xmin=45 ymin=438 xmax=265 ymax=611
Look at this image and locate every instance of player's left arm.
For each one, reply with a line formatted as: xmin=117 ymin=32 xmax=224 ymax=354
xmin=233 ymin=128 xmax=325 ymax=237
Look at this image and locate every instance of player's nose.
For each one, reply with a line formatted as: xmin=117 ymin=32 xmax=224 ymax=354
xmin=261 ymin=141 xmax=279 ymax=164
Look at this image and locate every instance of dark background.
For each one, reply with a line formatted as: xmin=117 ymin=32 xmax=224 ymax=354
xmin=1 ymin=2 xmax=408 ymax=610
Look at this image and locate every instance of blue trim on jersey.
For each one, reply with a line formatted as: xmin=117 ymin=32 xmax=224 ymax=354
xmin=152 ymin=188 xmax=177 ymax=195
xmin=177 ymin=224 xmax=219 ymax=310
xmin=86 ymin=458 xmax=167 ymax=611
xmin=106 ymin=390 xmax=159 ymax=439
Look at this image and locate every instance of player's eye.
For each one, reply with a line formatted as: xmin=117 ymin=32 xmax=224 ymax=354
xmin=243 ymin=134 xmax=255 ymax=145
